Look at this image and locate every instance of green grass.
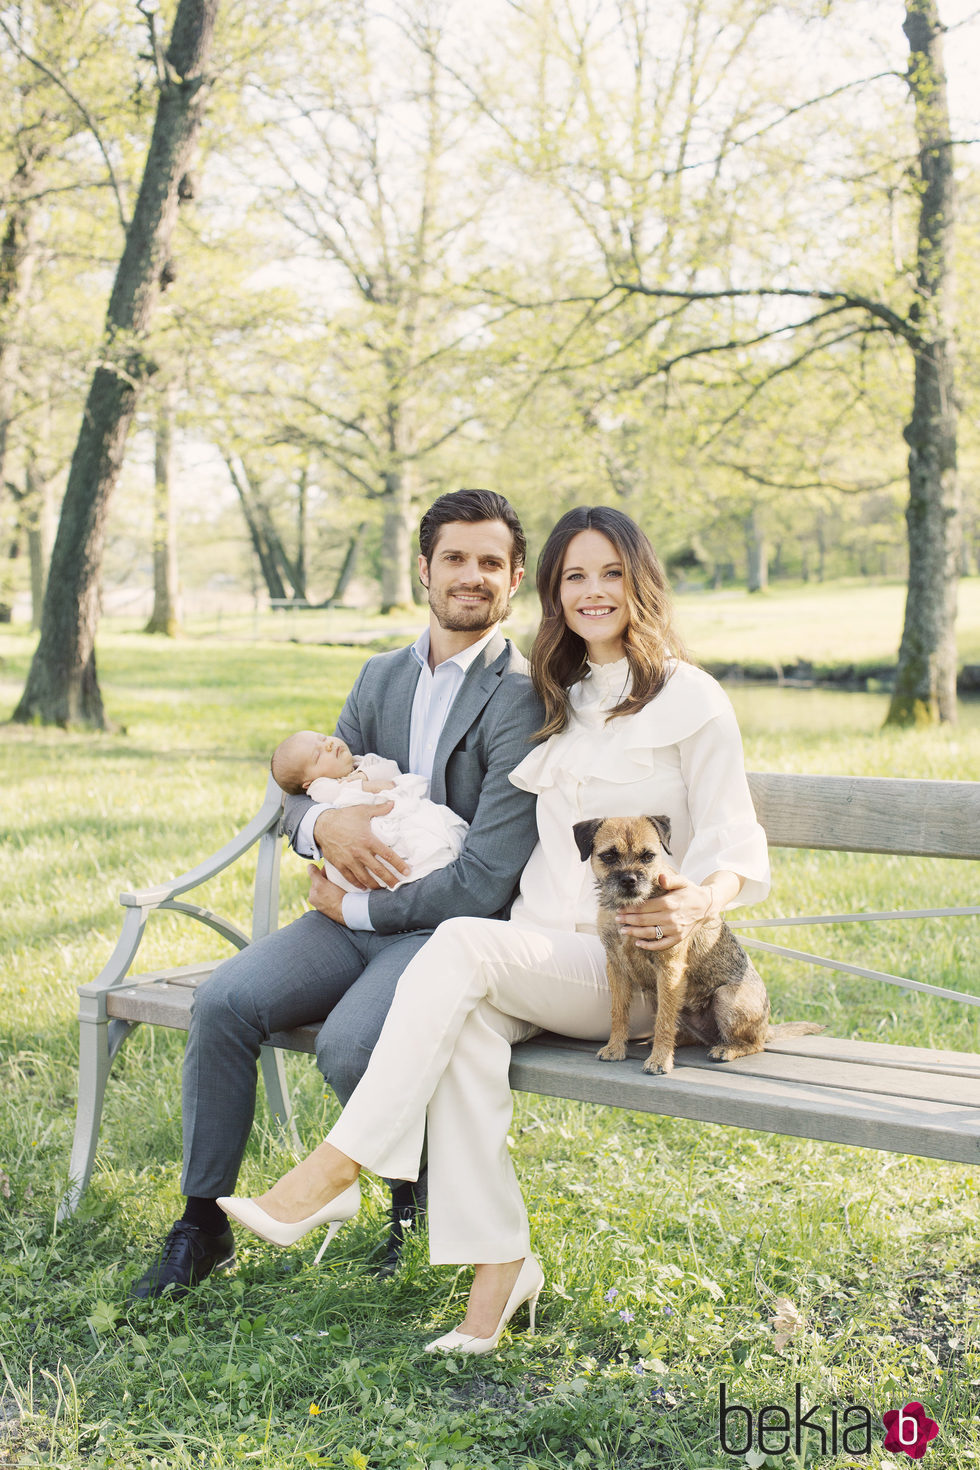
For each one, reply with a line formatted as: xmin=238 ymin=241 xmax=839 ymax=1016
xmin=0 ymin=625 xmax=978 ymax=1469
xmin=83 ymin=575 xmax=980 ymax=673
xmin=675 ymin=576 xmax=980 ymax=670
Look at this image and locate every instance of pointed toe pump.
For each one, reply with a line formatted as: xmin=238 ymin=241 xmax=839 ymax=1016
xmin=425 ymin=1255 xmax=544 ymax=1356
xmin=217 ymin=1182 xmax=361 ymax=1264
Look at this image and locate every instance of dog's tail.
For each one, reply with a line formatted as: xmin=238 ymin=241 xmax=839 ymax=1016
xmin=765 ymin=1021 xmax=825 ymax=1039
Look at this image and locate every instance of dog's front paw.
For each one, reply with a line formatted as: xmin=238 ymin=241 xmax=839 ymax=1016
xmin=708 ymin=1044 xmax=736 ymax=1062
xmin=643 ymin=1051 xmax=674 ymax=1075
xmin=597 ymin=1041 xmax=628 ymax=1063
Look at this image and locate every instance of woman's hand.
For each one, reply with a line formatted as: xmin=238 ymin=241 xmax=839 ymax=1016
xmin=616 ymin=869 xmax=742 ymax=950
xmin=308 ymin=864 xmax=349 ymax=924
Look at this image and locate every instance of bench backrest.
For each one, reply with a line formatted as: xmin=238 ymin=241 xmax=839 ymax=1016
xmin=747 ymin=773 xmax=980 ymax=861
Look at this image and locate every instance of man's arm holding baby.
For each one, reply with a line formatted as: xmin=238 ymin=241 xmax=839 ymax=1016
xmin=282 ymin=787 xmax=410 ymax=893
xmin=280 ymin=669 xmax=411 ymax=891
xmin=310 ymin=673 xmax=544 ymax=933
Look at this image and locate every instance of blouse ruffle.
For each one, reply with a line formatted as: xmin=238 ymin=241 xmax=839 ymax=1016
xmin=510 ymin=660 xmax=733 ymax=794
xmin=507 ymin=659 xmax=769 ymax=931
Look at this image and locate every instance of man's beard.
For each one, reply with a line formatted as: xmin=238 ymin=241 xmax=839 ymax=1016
xmin=427 ymin=583 xmax=511 ymax=631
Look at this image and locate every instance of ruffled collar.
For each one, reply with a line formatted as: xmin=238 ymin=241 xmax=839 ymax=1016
xmin=509 ymin=660 xmax=733 ymax=796
xmin=584 ymin=656 xmax=631 ymax=702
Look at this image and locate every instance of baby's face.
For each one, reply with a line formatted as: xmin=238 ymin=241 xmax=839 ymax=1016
xmin=302 ymin=732 xmax=355 ymax=783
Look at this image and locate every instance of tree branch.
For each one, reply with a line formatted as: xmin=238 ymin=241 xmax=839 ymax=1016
xmin=0 ymin=15 xmax=129 ymax=232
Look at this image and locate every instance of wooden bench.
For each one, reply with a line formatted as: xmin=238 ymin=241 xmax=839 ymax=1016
xmin=57 ymin=771 xmax=980 ymax=1221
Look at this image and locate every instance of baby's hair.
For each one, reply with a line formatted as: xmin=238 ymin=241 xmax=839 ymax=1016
xmin=270 ymin=735 xmax=308 ymax=796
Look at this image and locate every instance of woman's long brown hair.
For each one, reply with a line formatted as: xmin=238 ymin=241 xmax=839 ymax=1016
xmin=530 ymin=506 xmax=689 ymax=739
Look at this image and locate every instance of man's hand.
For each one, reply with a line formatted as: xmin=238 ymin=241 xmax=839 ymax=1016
xmin=308 ymin=864 xmax=347 ymax=923
xmin=312 ymin=805 xmax=411 ymax=889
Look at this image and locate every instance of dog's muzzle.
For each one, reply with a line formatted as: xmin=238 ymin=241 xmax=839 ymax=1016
xmin=601 ymin=869 xmax=651 ymax=903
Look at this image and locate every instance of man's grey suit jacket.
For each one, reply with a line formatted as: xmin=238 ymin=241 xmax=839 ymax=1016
xmin=280 ymin=630 xmax=544 ymax=935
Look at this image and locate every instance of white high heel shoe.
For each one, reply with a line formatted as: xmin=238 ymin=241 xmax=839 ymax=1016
xmin=217 ymin=1182 xmax=360 ymax=1264
xmin=424 ymin=1255 xmax=544 ymax=1355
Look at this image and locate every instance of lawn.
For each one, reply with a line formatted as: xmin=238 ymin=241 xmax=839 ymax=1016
xmin=81 ymin=575 xmax=980 ymax=674
xmin=0 ymin=621 xmax=977 ymax=1470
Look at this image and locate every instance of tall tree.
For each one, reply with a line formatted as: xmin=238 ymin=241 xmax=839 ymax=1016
xmin=13 ymin=0 xmax=220 ymax=726
xmin=144 ymin=380 xmax=180 ymax=635
xmin=885 ymin=0 xmax=959 ymax=725
xmin=482 ymin=0 xmax=965 ymax=722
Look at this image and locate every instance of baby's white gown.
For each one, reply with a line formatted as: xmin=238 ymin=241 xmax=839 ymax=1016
xmin=308 ymin=753 xmax=469 ymax=892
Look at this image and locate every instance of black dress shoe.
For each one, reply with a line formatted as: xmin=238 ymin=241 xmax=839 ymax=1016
xmin=129 ymin=1221 xmax=236 ymax=1300
xmin=375 ymin=1172 xmax=428 ymax=1279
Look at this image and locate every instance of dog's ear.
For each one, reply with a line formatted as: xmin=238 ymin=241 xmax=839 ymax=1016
xmin=646 ymin=814 xmax=672 ymax=854
xmin=572 ymin=818 xmax=604 ymax=861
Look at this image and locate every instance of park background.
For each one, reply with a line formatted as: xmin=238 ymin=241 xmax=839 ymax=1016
xmin=1 ymin=0 xmax=979 ymax=1466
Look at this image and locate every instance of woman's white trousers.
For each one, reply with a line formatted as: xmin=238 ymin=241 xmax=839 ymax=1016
xmin=327 ymin=915 xmax=655 ymax=1264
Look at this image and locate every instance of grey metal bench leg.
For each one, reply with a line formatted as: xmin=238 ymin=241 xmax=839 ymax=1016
xmin=58 ymin=1000 xmax=133 ymax=1221
xmin=261 ymin=1047 xmax=301 ymax=1149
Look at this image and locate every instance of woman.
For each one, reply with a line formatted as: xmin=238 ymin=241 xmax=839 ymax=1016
xmin=219 ymin=506 xmax=770 ymax=1353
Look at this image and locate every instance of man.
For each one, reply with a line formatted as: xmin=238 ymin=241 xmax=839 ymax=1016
xmin=132 ymin=489 xmax=543 ymax=1298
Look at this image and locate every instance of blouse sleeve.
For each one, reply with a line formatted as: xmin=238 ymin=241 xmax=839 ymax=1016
xmin=677 ymin=706 xmax=770 ymax=908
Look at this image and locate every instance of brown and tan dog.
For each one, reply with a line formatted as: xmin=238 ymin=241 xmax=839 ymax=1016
xmin=573 ymin=814 xmax=821 ymax=1075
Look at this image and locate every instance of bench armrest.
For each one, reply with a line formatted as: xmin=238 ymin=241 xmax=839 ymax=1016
xmin=79 ymin=775 xmax=285 ymax=1004
xmin=119 ymin=774 xmax=284 ymax=909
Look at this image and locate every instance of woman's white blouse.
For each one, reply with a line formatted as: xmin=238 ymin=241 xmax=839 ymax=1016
xmin=508 ymin=658 xmax=770 ymax=934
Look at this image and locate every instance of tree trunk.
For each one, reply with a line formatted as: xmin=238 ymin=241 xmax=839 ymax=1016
xmin=0 ymin=157 xmax=39 ymax=622
xmin=379 ymin=466 xmax=415 ymax=613
xmin=226 ymin=454 xmax=306 ymax=602
xmin=22 ymin=454 xmax=50 ymax=631
xmin=13 ymin=0 xmax=220 ymax=726
xmin=294 ymin=463 xmax=307 ymax=601
xmin=326 ymin=521 xmax=366 ymax=607
xmin=226 ymin=457 xmax=288 ymax=601
xmin=145 ymin=382 xmax=180 ymax=635
xmin=886 ymin=0 xmax=959 ymax=727
xmin=744 ymin=508 xmax=768 ymax=593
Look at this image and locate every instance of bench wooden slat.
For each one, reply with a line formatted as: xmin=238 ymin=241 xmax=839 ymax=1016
xmin=108 ymin=981 xmax=207 ymax=1028
xmin=107 ymin=979 xmax=321 ymax=1054
xmin=537 ymin=1030 xmax=980 ymax=1081
xmin=105 ymin=982 xmax=980 ymax=1165
xmin=508 ymin=1039 xmax=980 ymax=1165
xmin=762 ymin=1032 xmax=980 ymax=1079
xmin=268 ymin=1024 xmax=319 ymax=1054
xmin=527 ymin=1033 xmax=979 ymax=1105
xmin=747 ymin=772 xmax=980 ymax=859
xmin=110 ymin=961 xmax=221 ymax=990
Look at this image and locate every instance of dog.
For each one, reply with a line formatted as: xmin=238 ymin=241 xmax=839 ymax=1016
xmin=573 ymin=814 xmax=822 ymax=1075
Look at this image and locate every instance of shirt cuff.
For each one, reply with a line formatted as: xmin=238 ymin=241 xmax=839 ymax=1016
xmin=342 ymin=890 xmax=374 ymax=931
xmin=294 ymin=806 xmax=328 ymax=859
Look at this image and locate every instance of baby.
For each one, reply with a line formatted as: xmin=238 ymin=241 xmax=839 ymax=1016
xmin=271 ymin=730 xmax=469 ymax=892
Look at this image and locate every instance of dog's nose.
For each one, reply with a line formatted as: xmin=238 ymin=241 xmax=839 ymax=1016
xmin=620 ymin=872 xmax=639 ymax=891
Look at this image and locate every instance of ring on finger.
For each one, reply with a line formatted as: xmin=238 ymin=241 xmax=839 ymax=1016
xmin=654 ymin=925 xmax=664 ymax=941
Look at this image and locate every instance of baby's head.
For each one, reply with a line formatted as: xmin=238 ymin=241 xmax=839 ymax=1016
xmin=271 ymin=731 xmax=356 ymax=794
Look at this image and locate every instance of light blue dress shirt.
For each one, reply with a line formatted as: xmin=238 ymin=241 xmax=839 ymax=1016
xmin=295 ymin=625 xmax=500 ymax=931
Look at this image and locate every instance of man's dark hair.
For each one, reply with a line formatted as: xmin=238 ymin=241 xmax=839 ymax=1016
xmin=418 ymin=489 xmax=526 ymax=570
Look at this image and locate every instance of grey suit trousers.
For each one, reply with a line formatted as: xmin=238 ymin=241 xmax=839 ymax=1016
xmin=180 ymin=909 xmax=432 ymax=1198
